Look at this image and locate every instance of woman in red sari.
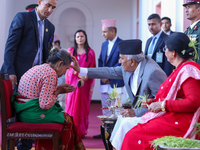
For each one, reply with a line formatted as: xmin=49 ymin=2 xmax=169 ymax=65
xmin=121 ymin=32 xmax=200 ymax=150
xmin=65 ymin=29 xmax=96 ymax=138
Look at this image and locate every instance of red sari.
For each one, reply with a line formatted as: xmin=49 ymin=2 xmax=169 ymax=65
xmin=121 ymin=61 xmax=200 ymax=150
xmin=65 ymin=47 xmax=96 ymax=137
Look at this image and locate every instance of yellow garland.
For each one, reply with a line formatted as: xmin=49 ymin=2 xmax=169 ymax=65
xmin=188 ymin=39 xmax=199 ymax=61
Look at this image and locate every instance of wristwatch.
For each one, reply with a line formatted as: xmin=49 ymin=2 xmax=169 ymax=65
xmin=161 ymin=100 xmax=166 ymax=111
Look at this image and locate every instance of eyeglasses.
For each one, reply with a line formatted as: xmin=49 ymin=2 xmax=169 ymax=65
xmin=163 ymin=47 xmax=167 ymax=52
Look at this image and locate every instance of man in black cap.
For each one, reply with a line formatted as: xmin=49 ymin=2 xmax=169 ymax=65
xmin=72 ymin=39 xmax=167 ymax=118
xmin=183 ymin=0 xmax=200 ymax=64
xmin=71 ymin=39 xmax=167 ymax=149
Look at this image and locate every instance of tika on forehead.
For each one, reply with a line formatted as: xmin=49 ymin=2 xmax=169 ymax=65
xmin=101 ymin=19 xmax=116 ymax=29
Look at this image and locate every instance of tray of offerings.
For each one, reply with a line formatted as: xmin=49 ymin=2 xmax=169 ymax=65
xmin=97 ymin=115 xmax=117 ymax=121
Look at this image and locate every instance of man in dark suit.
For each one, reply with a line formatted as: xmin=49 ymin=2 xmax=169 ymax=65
xmin=1 ymin=0 xmax=57 ymax=149
xmin=1 ymin=0 xmax=56 ymax=91
xmin=161 ymin=16 xmax=174 ymax=35
xmin=93 ymin=19 xmax=124 ymax=139
xmin=98 ymin=20 xmax=124 ymax=115
xmin=145 ymin=13 xmax=174 ymax=76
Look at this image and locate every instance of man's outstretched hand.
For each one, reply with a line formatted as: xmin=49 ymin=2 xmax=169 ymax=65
xmin=70 ymin=56 xmax=80 ymax=73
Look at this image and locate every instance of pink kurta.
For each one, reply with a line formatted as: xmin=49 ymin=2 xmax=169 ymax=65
xmin=121 ymin=61 xmax=200 ymax=150
xmin=65 ymin=47 xmax=96 ymax=136
xmin=18 ymin=63 xmax=58 ymax=109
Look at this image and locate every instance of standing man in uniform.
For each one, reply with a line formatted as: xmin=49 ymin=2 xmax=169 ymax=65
xmin=144 ymin=13 xmax=174 ymax=76
xmin=25 ymin=4 xmax=38 ymax=12
xmin=1 ymin=0 xmax=57 ymax=149
xmin=183 ymin=0 xmax=200 ymax=64
xmin=93 ymin=19 xmax=124 ymax=139
xmin=161 ymin=17 xmax=174 ymax=35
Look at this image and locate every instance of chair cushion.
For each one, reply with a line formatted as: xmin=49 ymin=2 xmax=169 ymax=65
xmin=7 ymin=122 xmax=64 ymax=132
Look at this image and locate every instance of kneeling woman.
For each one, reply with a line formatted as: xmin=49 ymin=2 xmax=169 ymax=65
xmin=11 ymin=47 xmax=85 ymax=150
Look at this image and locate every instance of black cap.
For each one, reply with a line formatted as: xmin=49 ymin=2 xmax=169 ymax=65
xmin=25 ymin=4 xmax=38 ymax=11
xmin=183 ymin=0 xmax=200 ymax=7
xmin=118 ymin=39 xmax=142 ymax=55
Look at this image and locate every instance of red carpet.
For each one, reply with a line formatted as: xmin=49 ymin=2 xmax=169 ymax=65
xmin=82 ymin=102 xmax=105 ymax=149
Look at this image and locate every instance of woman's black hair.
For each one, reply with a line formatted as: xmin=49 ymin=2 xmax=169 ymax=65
xmin=73 ymin=29 xmax=90 ymax=61
xmin=47 ymin=46 xmax=72 ymax=65
xmin=165 ymin=32 xmax=195 ymax=59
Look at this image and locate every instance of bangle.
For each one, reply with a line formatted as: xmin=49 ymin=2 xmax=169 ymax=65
xmin=161 ymin=100 xmax=166 ymax=111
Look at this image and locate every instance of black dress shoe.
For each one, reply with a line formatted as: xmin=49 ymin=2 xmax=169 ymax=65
xmin=93 ymin=134 xmax=102 ymax=139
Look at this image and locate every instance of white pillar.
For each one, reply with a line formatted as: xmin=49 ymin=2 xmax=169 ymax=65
xmin=0 ymin=0 xmax=15 ymax=67
xmin=0 ymin=0 xmax=7 ymax=67
xmin=131 ymin=0 xmax=137 ymax=39
xmin=139 ymin=0 xmax=154 ymax=52
xmin=161 ymin=0 xmax=184 ymax=32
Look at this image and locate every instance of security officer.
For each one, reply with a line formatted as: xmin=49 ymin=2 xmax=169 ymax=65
xmin=183 ymin=0 xmax=200 ymax=64
xmin=25 ymin=4 xmax=38 ymax=12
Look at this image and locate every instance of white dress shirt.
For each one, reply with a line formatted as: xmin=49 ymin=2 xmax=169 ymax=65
xmin=148 ymin=30 xmax=163 ymax=57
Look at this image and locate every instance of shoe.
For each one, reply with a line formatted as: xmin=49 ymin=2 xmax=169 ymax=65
xmin=93 ymin=134 xmax=102 ymax=139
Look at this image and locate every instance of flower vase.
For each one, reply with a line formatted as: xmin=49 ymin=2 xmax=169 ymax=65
xmin=109 ymin=98 xmax=117 ymax=119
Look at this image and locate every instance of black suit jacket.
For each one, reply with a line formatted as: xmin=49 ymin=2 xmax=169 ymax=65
xmin=1 ymin=9 xmax=54 ymax=82
xmin=170 ymin=31 xmax=175 ymax=34
xmin=144 ymin=31 xmax=174 ymax=76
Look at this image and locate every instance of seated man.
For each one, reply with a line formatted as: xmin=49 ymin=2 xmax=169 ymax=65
xmin=73 ymin=39 xmax=167 ymax=117
xmin=71 ymin=39 xmax=167 ymax=149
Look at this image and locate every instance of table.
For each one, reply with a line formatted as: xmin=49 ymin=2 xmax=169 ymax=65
xmin=98 ymin=115 xmax=117 ymax=150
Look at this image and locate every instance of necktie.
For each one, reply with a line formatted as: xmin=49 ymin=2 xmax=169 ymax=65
xmin=148 ymin=37 xmax=157 ymax=57
xmin=38 ymin=20 xmax=43 ymax=64
xmin=33 ymin=20 xmax=43 ymax=65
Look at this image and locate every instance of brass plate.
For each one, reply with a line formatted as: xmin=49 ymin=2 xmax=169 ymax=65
xmin=97 ymin=115 xmax=117 ymax=121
